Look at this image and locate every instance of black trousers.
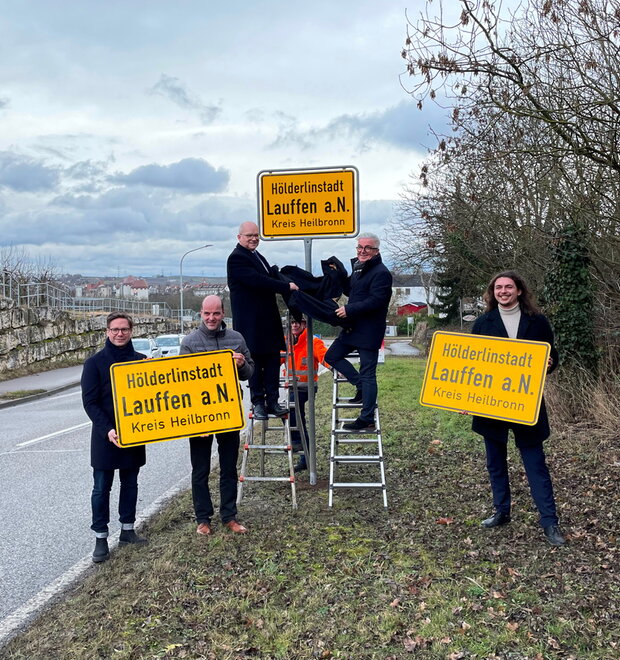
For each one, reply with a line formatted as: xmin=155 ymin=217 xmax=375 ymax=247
xmin=249 ymin=351 xmax=281 ymax=407
xmin=91 ymin=467 xmax=140 ymax=535
xmin=189 ymin=431 xmax=240 ymax=524
xmin=484 ymin=436 xmax=558 ymax=528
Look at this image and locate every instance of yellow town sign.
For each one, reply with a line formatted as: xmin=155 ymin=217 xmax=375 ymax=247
xmin=420 ymin=331 xmax=551 ymax=425
xmin=111 ymin=351 xmax=245 ymax=447
xmin=257 ymin=166 xmax=358 ymax=239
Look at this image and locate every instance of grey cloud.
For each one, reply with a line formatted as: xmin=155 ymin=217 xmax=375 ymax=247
xmin=0 ymin=151 xmax=59 ymax=192
xmin=111 ymin=158 xmax=229 ymax=193
xmin=148 ymin=74 xmax=221 ymax=124
xmin=0 ymin=97 xmax=8 ymax=109
xmin=273 ymin=101 xmax=443 ymax=152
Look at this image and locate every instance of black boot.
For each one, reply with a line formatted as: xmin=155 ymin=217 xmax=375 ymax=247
xmin=481 ymin=511 xmax=511 ymax=528
xmin=119 ymin=529 xmax=148 ymax=546
xmin=92 ymin=537 xmax=110 ymax=563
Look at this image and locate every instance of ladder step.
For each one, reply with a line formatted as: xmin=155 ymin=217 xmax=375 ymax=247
xmin=335 ymin=402 xmax=362 ymax=408
xmin=244 ymin=444 xmax=290 ymax=450
xmin=331 ymin=482 xmax=384 ymax=488
xmin=335 ymin=437 xmax=379 ymax=444
xmin=333 ymin=428 xmax=380 ymax=435
xmin=240 ymin=476 xmax=293 ymax=483
xmin=332 ymin=456 xmax=383 ymax=463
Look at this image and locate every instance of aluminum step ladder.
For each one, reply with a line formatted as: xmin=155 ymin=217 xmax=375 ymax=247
xmin=236 ymin=321 xmax=305 ymax=509
xmin=328 ymin=354 xmax=388 ymax=508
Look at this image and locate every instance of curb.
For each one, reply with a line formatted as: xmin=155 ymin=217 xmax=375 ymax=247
xmin=0 ymin=382 xmax=82 ymax=409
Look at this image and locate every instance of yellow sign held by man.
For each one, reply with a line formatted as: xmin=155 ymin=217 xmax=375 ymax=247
xmin=111 ymin=350 xmax=245 ymax=447
xmin=420 ymin=331 xmax=550 ymax=425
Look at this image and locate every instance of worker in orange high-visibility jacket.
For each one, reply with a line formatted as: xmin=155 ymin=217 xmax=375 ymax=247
xmin=283 ymin=317 xmax=329 ymax=472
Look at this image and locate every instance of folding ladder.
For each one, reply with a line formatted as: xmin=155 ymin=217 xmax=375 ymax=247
xmin=328 ymin=354 xmax=388 ymax=508
xmin=236 ymin=322 xmax=305 ymax=509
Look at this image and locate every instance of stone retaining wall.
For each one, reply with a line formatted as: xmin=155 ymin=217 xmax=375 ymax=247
xmin=0 ymin=298 xmax=178 ymax=375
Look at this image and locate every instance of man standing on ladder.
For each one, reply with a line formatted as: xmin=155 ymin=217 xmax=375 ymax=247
xmin=284 ymin=316 xmax=329 ymax=472
xmin=325 ymin=232 xmax=392 ymax=430
xmin=227 ymin=221 xmax=298 ymax=420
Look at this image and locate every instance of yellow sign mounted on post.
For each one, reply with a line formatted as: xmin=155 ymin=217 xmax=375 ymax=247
xmin=420 ymin=331 xmax=551 ymax=425
xmin=257 ymin=166 xmax=358 ymax=239
xmin=111 ymin=350 xmax=245 ymax=447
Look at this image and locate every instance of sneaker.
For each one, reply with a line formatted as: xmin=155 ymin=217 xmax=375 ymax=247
xmin=92 ymin=537 xmax=110 ymax=563
xmin=119 ymin=529 xmax=148 ymax=545
xmin=342 ymin=417 xmax=375 ymax=431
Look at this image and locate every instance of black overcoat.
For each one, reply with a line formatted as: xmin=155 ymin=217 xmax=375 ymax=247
xmin=226 ymin=243 xmax=290 ymax=354
xmin=81 ymin=338 xmax=146 ymax=470
xmin=337 ymin=254 xmax=392 ymax=351
xmin=471 ymin=307 xmax=559 ymax=445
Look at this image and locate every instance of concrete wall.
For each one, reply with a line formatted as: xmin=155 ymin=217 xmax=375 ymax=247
xmin=0 ymin=298 xmax=178 ymax=376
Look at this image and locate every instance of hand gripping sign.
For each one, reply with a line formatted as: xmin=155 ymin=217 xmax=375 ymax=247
xmin=420 ymin=332 xmax=551 ymax=425
xmin=111 ymin=350 xmax=245 ymax=447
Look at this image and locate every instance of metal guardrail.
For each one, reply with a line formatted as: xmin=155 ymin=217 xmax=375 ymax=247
xmin=0 ymin=275 xmax=179 ymax=318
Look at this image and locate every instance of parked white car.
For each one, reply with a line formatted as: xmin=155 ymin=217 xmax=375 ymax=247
xmin=155 ymin=334 xmax=185 ymax=357
xmin=132 ymin=337 xmax=162 ymax=359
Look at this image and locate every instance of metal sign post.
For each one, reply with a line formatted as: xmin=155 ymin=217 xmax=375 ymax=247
xmin=256 ymin=165 xmax=359 ymax=490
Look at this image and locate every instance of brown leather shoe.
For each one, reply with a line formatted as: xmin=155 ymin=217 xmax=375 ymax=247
xmin=224 ymin=520 xmax=247 ymax=534
xmin=196 ymin=523 xmax=212 ymax=536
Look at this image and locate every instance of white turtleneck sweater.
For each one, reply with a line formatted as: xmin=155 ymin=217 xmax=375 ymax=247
xmin=498 ymin=303 xmax=521 ymax=339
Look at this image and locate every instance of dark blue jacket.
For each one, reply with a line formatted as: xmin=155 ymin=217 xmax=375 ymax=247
xmin=471 ymin=307 xmax=558 ymax=444
xmin=227 ymin=244 xmax=290 ymax=354
xmin=338 ymin=254 xmax=392 ymax=350
xmin=81 ymin=338 xmax=146 ymax=470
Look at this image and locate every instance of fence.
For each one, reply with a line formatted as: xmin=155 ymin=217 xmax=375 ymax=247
xmin=0 ymin=273 xmax=182 ymax=320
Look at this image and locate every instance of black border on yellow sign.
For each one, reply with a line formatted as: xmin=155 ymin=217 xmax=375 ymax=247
xmin=257 ymin=165 xmax=359 ymax=240
xmin=110 ymin=350 xmax=245 ymax=447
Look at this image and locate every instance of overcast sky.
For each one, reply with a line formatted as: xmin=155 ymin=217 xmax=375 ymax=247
xmin=0 ymin=0 xmax=447 ymax=279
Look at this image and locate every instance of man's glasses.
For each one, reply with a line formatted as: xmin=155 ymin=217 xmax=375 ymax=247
xmin=356 ymin=245 xmax=378 ymax=253
xmin=108 ymin=327 xmax=131 ymax=334
xmin=241 ymin=233 xmax=259 ymax=238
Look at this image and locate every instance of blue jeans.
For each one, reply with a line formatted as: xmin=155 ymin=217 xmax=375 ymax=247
xmin=189 ymin=431 xmax=240 ymax=524
xmin=325 ymin=337 xmax=378 ymax=422
xmin=484 ymin=437 xmax=558 ymax=527
xmin=91 ymin=467 xmax=140 ymax=535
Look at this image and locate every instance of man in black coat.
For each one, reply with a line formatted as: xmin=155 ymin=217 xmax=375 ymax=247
xmin=81 ymin=312 xmax=148 ymax=563
xmin=471 ymin=271 xmax=565 ymax=546
xmin=227 ymin=221 xmax=298 ymax=420
xmin=325 ymin=233 xmax=392 ymax=430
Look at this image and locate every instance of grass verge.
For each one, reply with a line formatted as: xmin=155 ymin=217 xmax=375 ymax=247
xmin=3 ymin=357 xmax=619 ymax=659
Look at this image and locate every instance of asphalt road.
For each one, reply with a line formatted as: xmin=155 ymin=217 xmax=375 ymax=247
xmin=0 ymin=385 xmax=195 ymax=626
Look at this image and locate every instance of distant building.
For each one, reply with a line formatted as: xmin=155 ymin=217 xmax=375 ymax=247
xmin=391 ymin=273 xmax=437 ymax=315
xmin=116 ymin=276 xmax=149 ymax=300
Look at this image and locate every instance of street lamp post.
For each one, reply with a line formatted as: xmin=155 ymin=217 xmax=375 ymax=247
xmin=180 ymin=244 xmax=213 ymax=334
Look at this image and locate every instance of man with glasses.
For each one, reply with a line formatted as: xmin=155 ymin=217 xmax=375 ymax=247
xmin=81 ymin=312 xmax=148 ymax=563
xmin=227 ymin=221 xmax=298 ymax=420
xmin=325 ymin=233 xmax=392 ymax=430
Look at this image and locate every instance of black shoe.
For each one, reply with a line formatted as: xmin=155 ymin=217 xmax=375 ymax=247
xmin=119 ymin=529 xmax=148 ymax=546
xmin=349 ymin=389 xmax=363 ymax=404
xmin=342 ymin=417 xmax=375 ymax=431
xmin=294 ymin=460 xmax=307 ymax=473
xmin=291 ymin=442 xmax=303 ymax=453
xmin=543 ymin=524 xmax=566 ymax=546
xmin=481 ymin=511 xmax=511 ymax=528
xmin=92 ymin=537 xmax=110 ymax=563
xmin=267 ymin=403 xmax=288 ymax=418
xmin=253 ymin=403 xmax=268 ymax=420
